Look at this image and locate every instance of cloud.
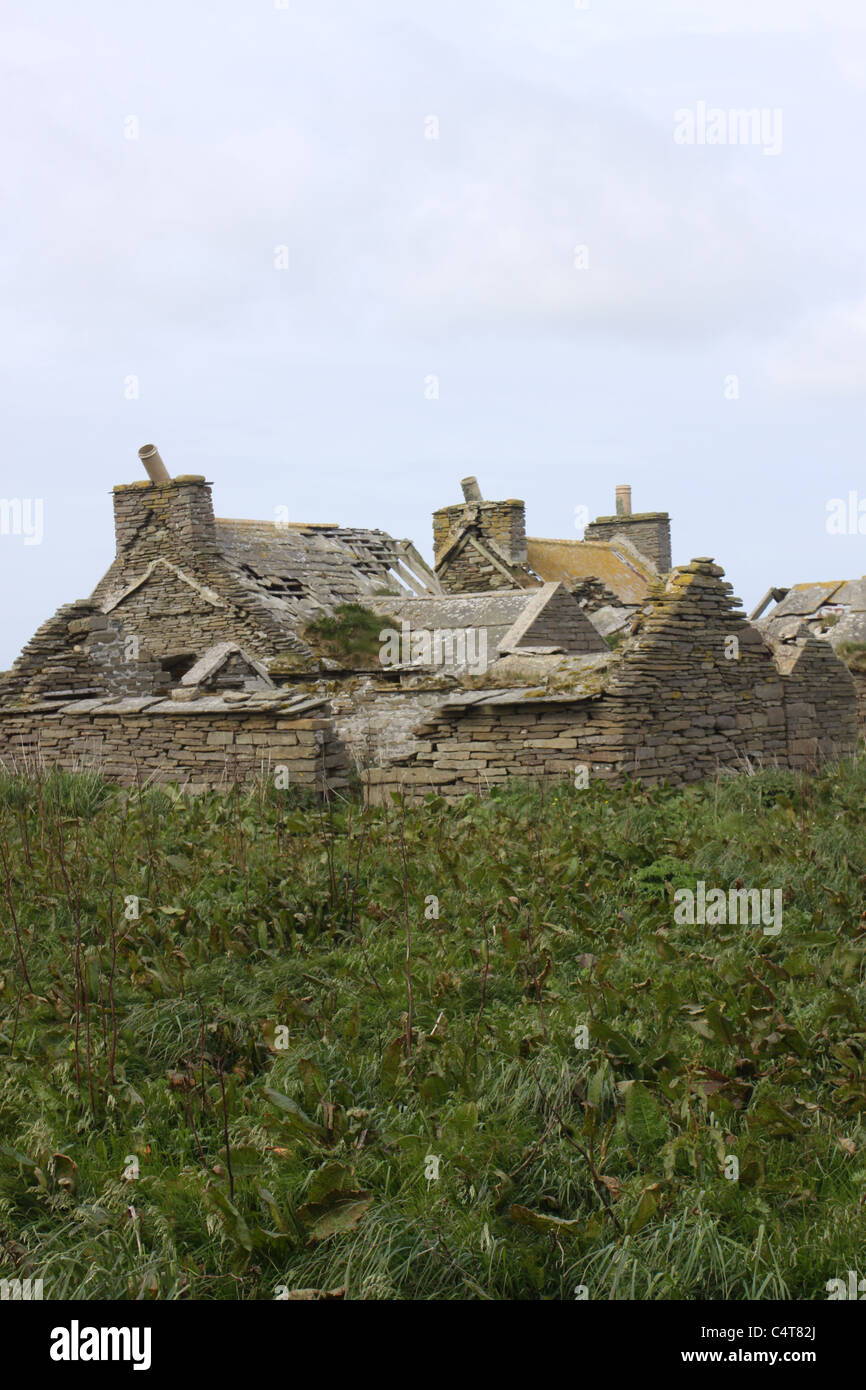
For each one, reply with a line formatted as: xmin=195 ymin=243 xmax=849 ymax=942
xmin=762 ymin=297 xmax=866 ymax=393
xmin=0 ymin=9 xmax=826 ymax=361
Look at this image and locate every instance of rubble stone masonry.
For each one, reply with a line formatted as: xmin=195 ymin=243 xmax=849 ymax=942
xmin=364 ymin=560 xmax=859 ymax=804
xmin=0 ymin=694 xmax=349 ymax=794
xmin=0 ymin=558 xmax=858 ymax=801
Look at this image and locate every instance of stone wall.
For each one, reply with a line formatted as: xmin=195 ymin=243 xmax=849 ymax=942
xmin=432 ymin=538 xmax=522 ymax=593
xmin=567 ymin=576 xmax=623 ymax=613
xmin=332 ymin=686 xmax=448 ymax=769
xmin=594 ymin=557 xmax=790 ymax=782
xmin=851 ymin=671 xmax=866 ymax=735
xmin=364 ymin=698 xmax=593 ymax=803
xmin=433 ymin=499 xmax=527 ymax=566
xmin=0 ymin=694 xmax=349 ymax=794
xmin=364 ymin=558 xmax=858 ymax=804
xmin=761 ymin=626 xmax=859 ymax=768
xmin=0 ymin=605 xmax=162 ymax=702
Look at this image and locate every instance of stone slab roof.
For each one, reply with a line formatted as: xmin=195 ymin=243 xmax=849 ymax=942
xmin=216 ymin=519 xmax=439 ymax=622
xmin=369 ymin=591 xmax=530 ymax=654
xmin=525 ymin=536 xmax=656 ymax=604
xmin=0 ymin=690 xmax=330 ymax=719
xmin=369 ymin=583 xmax=607 ymax=663
xmin=769 ymin=582 xmax=845 ymax=617
xmin=764 ymin=577 xmax=866 ymax=649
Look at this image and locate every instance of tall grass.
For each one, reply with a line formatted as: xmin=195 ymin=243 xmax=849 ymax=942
xmin=1 ymin=759 xmax=865 ymax=1299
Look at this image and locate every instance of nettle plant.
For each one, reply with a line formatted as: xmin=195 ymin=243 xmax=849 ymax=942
xmin=1 ymin=758 xmax=865 ymax=1299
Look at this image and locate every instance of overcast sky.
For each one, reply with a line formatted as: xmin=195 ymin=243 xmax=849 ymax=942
xmin=2 ymin=0 xmax=866 ymax=669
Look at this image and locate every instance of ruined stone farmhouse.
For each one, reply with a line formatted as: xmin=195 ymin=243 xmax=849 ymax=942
xmin=0 ymin=445 xmax=859 ymax=799
xmin=753 ymin=577 xmax=866 ymax=735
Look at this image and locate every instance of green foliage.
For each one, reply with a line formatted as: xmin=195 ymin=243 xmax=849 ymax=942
xmin=1 ymin=758 xmax=866 ymax=1299
xmin=303 ymin=603 xmax=392 ymax=667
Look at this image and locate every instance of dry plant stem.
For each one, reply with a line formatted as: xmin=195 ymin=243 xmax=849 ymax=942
xmin=534 ymin=1077 xmax=621 ymax=1233
xmin=0 ymin=833 xmax=32 ymax=990
xmin=217 ymin=1060 xmax=234 ymax=1202
xmin=398 ymin=805 xmax=414 ymax=1057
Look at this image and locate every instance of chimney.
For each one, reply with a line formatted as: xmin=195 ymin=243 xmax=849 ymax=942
xmin=112 ymin=447 xmax=217 ymax=559
xmin=584 ymin=486 xmax=672 ymax=574
xmin=433 ymin=479 xmax=527 ymax=586
xmin=138 ymin=443 xmax=171 ymax=485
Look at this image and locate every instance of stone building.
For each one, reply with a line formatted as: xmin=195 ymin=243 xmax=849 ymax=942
xmin=365 ymin=558 xmax=858 ymax=803
xmin=0 ymin=447 xmax=858 ymax=797
xmin=432 ymin=476 xmax=665 ymax=634
xmin=753 ymin=576 xmax=866 ymax=737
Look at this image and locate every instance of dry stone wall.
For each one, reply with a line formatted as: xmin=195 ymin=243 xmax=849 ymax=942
xmin=364 ymin=559 xmax=859 ymax=804
xmin=507 ymin=584 xmax=608 ymax=653
xmin=850 ymin=671 xmax=866 ymax=734
xmin=363 ymin=697 xmax=594 ymax=803
xmin=433 ymin=499 xmax=527 ymax=567
xmin=760 ymin=624 xmax=859 ymax=768
xmin=332 ymin=686 xmax=452 ymax=769
xmin=433 ymin=538 xmax=522 ymax=594
xmin=0 ymin=694 xmax=349 ymax=794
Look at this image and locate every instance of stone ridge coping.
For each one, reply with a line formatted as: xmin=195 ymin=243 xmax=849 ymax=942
xmin=112 ymin=476 xmax=210 ymax=492
xmin=0 ymin=694 xmax=331 ymax=718
xmin=590 ymin=512 xmax=671 ymax=523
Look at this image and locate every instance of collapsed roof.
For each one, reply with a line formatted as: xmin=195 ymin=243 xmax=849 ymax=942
xmin=757 ymin=578 xmax=866 ymax=649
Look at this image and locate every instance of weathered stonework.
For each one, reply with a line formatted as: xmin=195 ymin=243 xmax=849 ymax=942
xmin=0 ymin=693 xmax=348 ymax=793
xmin=433 ymin=499 xmax=528 ymax=569
xmin=0 ymin=453 xmax=858 ymax=799
xmin=583 ymin=512 xmax=672 ymax=573
xmin=363 ymin=560 xmax=858 ymax=804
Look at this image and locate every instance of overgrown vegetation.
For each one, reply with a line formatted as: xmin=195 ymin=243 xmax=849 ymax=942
xmin=1 ymin=759 xmax=866 ymax=1300
xmin=304 ymin=603 xmax=391 ymax=667
xmin=838 ymin=641 xmax=866 ymax=676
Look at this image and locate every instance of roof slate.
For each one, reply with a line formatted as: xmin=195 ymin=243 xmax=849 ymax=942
xmin=525 ymin=537 xmax=656 ymax=604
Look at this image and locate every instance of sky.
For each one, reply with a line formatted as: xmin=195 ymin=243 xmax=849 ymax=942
xmin=2 ymin=0 xmax=866 ymax=669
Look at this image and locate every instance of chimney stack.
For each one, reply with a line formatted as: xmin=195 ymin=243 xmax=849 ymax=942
xmin=433 ymin=479 xmax=526 ymax=586
xmin=138 ymin=443 xmax=171 ymax=485
xmin=584 ymin=485 xmax=672 ymax=573
xmin=113 ymin=454 xmax=216 ymax=559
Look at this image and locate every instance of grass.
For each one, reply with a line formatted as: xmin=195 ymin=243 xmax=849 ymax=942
xmin=303 ymin=603 xmax=392 ymax=667
xmin=1 ymin=759 xmax=866 ymax=1300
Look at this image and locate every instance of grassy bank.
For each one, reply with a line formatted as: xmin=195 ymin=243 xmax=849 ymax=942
xmin=1 ymin=760 xmax=865 ymax=1300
